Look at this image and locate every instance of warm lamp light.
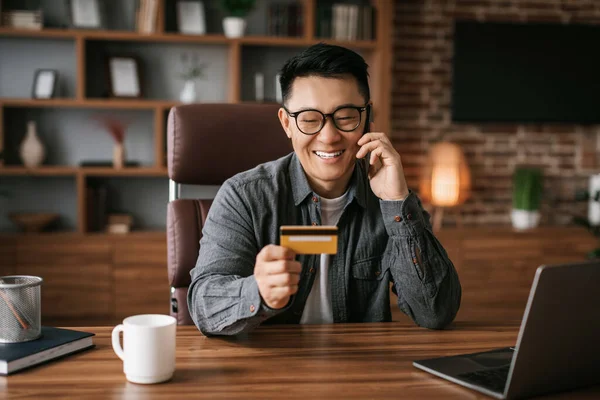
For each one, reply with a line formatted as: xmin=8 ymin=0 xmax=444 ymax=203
xmin=420 ymin=142 xmax=471 ymax=231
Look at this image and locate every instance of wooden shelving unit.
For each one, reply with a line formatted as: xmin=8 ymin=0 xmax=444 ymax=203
xmin=0 ymin=0 xmax=393 ymax=235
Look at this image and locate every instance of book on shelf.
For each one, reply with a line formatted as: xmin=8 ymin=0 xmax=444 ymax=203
xmin=0 ymin=327 xmax=95 ymax=375
xmin=317 ymin=3 xmax=374 ymax=41
xmin=267 ymin=2 xmax=303 ymax=37
xmin=136 ymin=0 xmax=159 ymax=34
xmin=1 ymin=9 xmax=42 ymax=30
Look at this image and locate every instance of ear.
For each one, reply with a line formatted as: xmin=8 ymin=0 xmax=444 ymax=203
xmin=278 ymin=108 xmax=293 ymax=139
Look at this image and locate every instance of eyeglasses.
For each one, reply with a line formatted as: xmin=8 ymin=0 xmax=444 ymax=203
xmin=283 ymin=105 xmax=368 ymax=135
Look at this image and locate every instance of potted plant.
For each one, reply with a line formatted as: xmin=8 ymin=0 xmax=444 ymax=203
xmin=178 ymin=52 xmax=207 ymax=104
xmin=511 ymin=166 xmax=543 ymax=230
xmin=220 ymin=0 xmax=255 ymax=38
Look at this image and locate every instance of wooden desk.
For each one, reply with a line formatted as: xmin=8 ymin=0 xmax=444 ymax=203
xmin=2 ymin=322 xmax=599 ymax=399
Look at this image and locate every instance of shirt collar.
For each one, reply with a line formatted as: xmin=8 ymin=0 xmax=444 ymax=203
xmin=289 ymin=153 xmax=368 ymax=209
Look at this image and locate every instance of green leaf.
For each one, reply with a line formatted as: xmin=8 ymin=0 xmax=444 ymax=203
xmin=220 ymin=0 xmax=256 ymax=17
xmin=512 ymin=167 xmax=543 ymax=211
xmin=587 ymin=248 xmax=600 ymax=259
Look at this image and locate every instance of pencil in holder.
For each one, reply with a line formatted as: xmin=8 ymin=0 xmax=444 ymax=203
xmin=0 ymin=275 xmax=43 ymax=343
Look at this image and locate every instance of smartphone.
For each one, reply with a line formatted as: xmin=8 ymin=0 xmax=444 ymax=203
xmin=363 ymin=104 xmax=372 ymax=135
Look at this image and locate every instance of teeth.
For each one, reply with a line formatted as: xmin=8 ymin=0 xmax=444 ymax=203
xmin=315 ymin=150 xmax=343 ymax=158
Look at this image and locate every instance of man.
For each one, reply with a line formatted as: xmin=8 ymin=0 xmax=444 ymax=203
xmin=188 ymin=43 xmax=461 ymax=336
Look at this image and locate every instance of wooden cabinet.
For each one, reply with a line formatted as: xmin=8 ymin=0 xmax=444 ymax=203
xmin=0 ymin=232 xmax=168 ymax=325
xmin=113 ymin=234 xmax=169 ymax=321
xmin=435 ymin=226 xmax=598 ymax=322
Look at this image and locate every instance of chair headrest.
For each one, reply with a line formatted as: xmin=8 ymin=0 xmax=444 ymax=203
xmin=167 ymin=103 xmax=292 ymax=185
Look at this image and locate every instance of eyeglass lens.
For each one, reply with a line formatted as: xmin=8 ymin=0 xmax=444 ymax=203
xmin=296 ymin=107 xmax=361 ymax=134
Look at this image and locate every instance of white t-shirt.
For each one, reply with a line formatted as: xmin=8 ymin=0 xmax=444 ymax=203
xmin=300 ymin=191 xmax=348 ymax=324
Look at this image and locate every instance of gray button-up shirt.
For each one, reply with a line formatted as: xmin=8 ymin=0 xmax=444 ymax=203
xmin=188 ymin=153 xmax=461 ymax=336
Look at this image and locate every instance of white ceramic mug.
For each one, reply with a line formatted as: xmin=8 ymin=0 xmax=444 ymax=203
xmin=111 ymin=314 xmax=177 ymax=384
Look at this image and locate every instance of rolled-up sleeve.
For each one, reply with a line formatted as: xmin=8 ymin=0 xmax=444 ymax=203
xmin=380 ymin=192 xmax=462 ymax=329
xmin=187 ymin=180 xmax=284 ymax=336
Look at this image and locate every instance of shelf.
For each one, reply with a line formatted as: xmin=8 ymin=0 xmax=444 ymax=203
xmin=82 ymin=167 xmax=168 ymax=177
xmin=0 ymin=166 xmax=167 ymax=177
xmin=0 ymin=27 xmax=78 ymax=40
xmin=0 ymin=230 xmax=166 ymax=238
xmin=240 ymin=36 xmax=377 ymax=49
xmin=0 ymin=166 xmax=78 ymax=176
xmin=0 ymin=98 xmax=180 ymax=110
xmin=0 ymin=28 xmax=378 ymax=49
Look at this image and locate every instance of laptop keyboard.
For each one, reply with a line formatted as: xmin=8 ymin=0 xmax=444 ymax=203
xmin=457 ymin=365 xmax=510 ymax=393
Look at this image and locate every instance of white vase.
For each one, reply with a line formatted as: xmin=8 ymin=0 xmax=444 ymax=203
xmin=588 ymin=174 xmax=600 ymax=225
xmin=179 ymin=80 xmax=197 ymax=104
xmin=20 ymin=121 xmax=45 ymax=168
xmin=223 ymin=17 xmax=246 ymax=38
xmin=511 ymin=209 xmax=540 ymax=230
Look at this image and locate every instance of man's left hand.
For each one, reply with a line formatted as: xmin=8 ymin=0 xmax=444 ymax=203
xmin=356 ymin=123 xmax=410 ymax=201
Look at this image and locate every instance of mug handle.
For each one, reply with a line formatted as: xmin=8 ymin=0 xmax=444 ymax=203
xmin=111 ymin=324 xmax=125 ymax=361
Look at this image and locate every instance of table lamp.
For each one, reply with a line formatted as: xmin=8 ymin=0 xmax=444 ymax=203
xmin=419 ymin=142 xmax=471 ymax=231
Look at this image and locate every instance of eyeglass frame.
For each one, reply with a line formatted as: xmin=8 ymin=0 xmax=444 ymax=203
xmin=282 ymin=104 xmax=371 ymax=135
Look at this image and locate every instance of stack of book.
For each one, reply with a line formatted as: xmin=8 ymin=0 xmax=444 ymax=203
xmin=316 ymin=3 xmax=375 ymax=41
xmin=136 ymin=0 xmax=159 ymax=34
xmin=1 ymin=9 xmax=42 ymax=30
xmin=267 ymin=2 xmax=303 ymax=37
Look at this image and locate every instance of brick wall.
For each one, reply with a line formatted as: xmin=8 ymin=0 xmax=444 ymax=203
xmin=392 ymin=0 xmax=600 ymax=226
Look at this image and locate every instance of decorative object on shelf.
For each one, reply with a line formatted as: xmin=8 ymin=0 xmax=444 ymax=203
xmin=31 ymin=69 xmax=58 ymax=99
xmin=220 ymin=0 xmax=255 ymax=38
xmin=79 ymin=161 xmax=140 ymax=167
xmin=177 ymin=1 xmax=206 ymax=35
xmin=8 ymin=212 xmax=59 ymax=233
xmin=93 ymin=116 xmax=129 ymax=169
xmin=275 ymin=73 xmax=282 ymax=103
xmin=107 ymin=56 xmax=142 ymax=98
xmin=1 ymin=9 xmax=42 ymax=30
xmin=19 ymin=121 xmax=45 ymax=168
xmin=419 ymin=142 xmax=471 ymax=232
xmin=572 ymin=182 xmax=600 ymax=258
xmin=511 ymin=166 xmax=543 ymax=231
xmin=106 ymin=214 xmax=133 ymax=234
xmin=254 ymin=72 xmax=264 ymax=102
xmin=178 ymin=52 xmax=207 ymax=104
xmin=68 ymin=0 xmax=103 ymax=29
xmin=136 ymin=0 xmax=159 ymax=34
xmin=587 ymin=174 xmax=600 ymax=226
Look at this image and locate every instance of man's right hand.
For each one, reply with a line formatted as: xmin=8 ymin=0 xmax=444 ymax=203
xmin=254 ymin=245 xmax=302 ymax=309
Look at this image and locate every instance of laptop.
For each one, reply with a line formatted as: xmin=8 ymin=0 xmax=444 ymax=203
xmin=413 ymin=261 xmax=600 ymax=399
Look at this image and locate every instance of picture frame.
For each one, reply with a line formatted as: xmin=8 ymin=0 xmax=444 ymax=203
xmin=32 ymin=69 xmax=58 ymax=99
xmin=177 ymin=1 xmax=206 ymax=35
xmin=67 ymin=0 xmax=103 ymax=29
xmin=107 ymin=56 xmax=142 ymax=98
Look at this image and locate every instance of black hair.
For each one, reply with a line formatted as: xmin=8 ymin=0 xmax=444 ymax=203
xmin=278 ymin=43 xmax=370 ymax=105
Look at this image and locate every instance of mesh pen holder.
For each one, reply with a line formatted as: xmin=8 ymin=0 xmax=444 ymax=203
xmin=0 ymin=276 xmax=43 ymax=343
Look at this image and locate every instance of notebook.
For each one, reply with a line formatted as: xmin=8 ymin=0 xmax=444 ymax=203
xmin=0 ymin=326 xmax=95 ymax=375
xmin=413 ymin=261 xmax=600 ymax=399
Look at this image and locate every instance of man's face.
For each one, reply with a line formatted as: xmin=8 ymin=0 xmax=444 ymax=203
xmin=278 ymin=75 xmax=367 ymax=198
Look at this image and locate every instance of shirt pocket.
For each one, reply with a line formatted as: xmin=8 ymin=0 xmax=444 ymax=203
xmin=349 ymin=255 xmax=391 ymax=321
xmin=351 ymin=255 xmax=389 ymax=280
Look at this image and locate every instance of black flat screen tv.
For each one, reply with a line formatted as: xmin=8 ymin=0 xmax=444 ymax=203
xmin=451 ymin=21 xmax=600 ymax=124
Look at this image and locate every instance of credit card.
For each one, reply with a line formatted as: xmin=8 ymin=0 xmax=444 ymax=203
xmin=280 ymin=225 xmax=338 ymax=255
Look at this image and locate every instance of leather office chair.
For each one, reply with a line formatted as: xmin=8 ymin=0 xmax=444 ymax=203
xmin=166 ymin=103 xmax=292 ymax=325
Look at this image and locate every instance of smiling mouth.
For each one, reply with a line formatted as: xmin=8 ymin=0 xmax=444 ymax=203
xmin=314 ymin=150 xmax=345 ymax=159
